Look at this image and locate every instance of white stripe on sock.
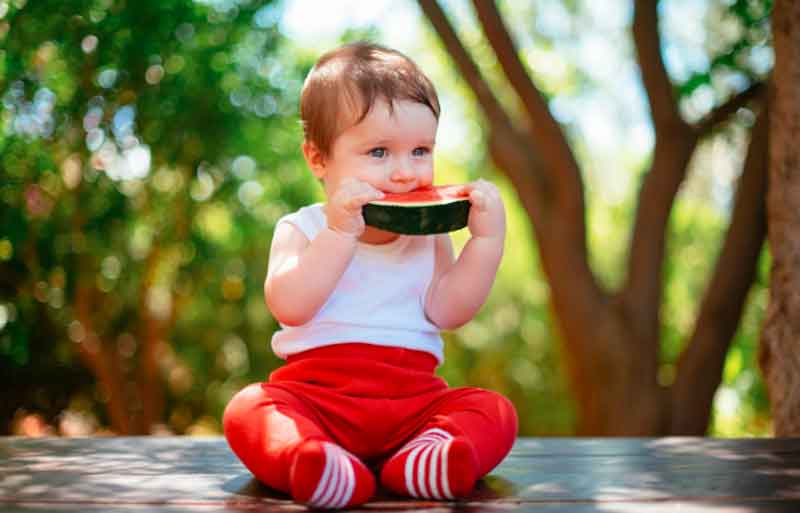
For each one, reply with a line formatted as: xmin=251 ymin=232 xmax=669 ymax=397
xmin=407 ymin=431 xmax=450 ymax=448
xmin=416 ymin=443 xmax=434 ymax=498
xmin=422 ymin=428 xmax=453 ymax=441
xmin=309 ymin=445 xmax=335 ymax=506
xmin=440 ymin=440 xmax=453 ymax=499
xmin=330 ymin=450 xmax=354 ymax=509
xmin=400 ymin=429 xmax=455 ymax=500
xmin=427 ymin=442 xmax=442 ymax=499
xmin=340 ymin=451 xmax=356 ymax=508
xmin=323 ymin=451 xmax=342 ymax=508
xmin=316 ymin=450 xmax=340 ymax=508
xmin=308 ymin=443 xmax=355 ymax=509
xmin=404 ymin=444 xmax=426 ymax=498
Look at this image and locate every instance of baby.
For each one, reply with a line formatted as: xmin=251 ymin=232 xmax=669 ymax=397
xmin=223 ymin=42 xmax=517 ymax=509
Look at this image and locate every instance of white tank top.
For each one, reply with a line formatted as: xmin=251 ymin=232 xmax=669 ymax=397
xmin=269 ymin=203 xmax=444 ymax=363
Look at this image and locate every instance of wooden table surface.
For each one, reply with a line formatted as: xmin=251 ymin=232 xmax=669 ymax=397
xmin=2 ymin=436 xmax=800 ymax=512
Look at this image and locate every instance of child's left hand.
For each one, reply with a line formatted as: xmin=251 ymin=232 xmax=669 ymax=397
xmin=461 ymin=179 xmax=506 ymax=240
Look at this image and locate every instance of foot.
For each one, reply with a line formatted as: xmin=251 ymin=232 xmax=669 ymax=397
xmin=289 ymin=439 xmax=376 ymax=509
xmin=379 ymin=427 xmax=477 ymax=500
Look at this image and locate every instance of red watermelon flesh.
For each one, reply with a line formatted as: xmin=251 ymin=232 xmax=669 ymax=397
xmin=371 ymin=185 xmax=470 ymax=206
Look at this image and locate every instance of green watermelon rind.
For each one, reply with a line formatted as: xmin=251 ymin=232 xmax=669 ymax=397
xmin=362 ymin=198 xmax=470 ymax=235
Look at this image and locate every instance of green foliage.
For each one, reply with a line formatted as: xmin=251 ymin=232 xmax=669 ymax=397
xmin=0 ymin=0 xmax=317 ymax=434
xmin=678 ymin=0 xmax=772 ymax=98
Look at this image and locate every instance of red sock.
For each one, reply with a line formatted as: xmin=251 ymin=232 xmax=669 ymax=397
xmin=379 ymin=427 xmax=477 ymax=500
xmin=289 ymin=440 xmax=375 ymax=509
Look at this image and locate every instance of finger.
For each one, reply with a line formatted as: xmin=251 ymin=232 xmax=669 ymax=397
xmin=337 ymin=178 xmax=380 ymax=197
xmin=477 ymin=184 xmax=501 ymax=206
xmin=360 ymin=186 xmax=385 ymax=202
xmin=347 ymin=190 xmax=384 ymax=210
xmin=469 ymin=180 xmax=494 ymax=199
xmin=470 ymin=189 xmax=487 ymax=210
xmin=487 ymin=183 xmax=501 ymax=198
xmin=473 ymin=179 xmax=497 ymax=195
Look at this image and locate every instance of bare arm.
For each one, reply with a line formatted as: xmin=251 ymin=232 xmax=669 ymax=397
xmin=265 ymin=223 xmax=358 ymax=326
xmin=425 ymin=180 xmax=506 ymax=329
xmin=265 ymin=177 xmax=384 ymax=326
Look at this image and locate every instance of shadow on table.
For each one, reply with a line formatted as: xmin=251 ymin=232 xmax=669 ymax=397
xmin=223 ymin=472 xmax=517 ymax=503
xmin=222 ymin=473 xmax=290 ymax=500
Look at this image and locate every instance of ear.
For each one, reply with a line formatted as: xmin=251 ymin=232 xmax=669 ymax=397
xmin=302 ymin=140 xmax=327 ymax=179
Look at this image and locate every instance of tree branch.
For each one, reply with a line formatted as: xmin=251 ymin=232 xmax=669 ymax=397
xmin=692 ymin=82 xmax=766 ymax=137
xmin=671 ymin=107 xmax=769 ymax=434
xmin=74 ymin=282 xmax=131 ymax=434
xmin=622 ymin=136 xmax=697 ymax=339
xmin=624 ymin=4 xmax=765 ymax=343
xmin=446 ymin=1 xmax=617 ymax=406
xmin=137 ymin=247 xmax=166 ymax=434
xmin=417 ymin=0 xmax=553 ymax=216
xmin=632 ymin=0 xmax=687 ymax=133
xmin=471 ymin=2 xmax=581 ymax=178
xmin=420 ymin=0 xmax=608 ymax=323
xmin=417 ymin=0 xmax=519 ymax=141
xmin=470 ymin=1 xmax=585 ymax=223
xmin=622 ymin=0 xmax=700 ymax=340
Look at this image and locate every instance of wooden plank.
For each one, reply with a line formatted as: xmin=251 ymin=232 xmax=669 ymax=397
xmin=2 ymin=437 xmax=800 ymax=512
xmin=0 ymin=437 xmax=242 ymax=475
xmin=3 ymin=498 xmax=800 ymax=513
xmin=511 ymin=437 xmax=800 ymax=456
xmin=6 ymin=436 xmax=800 ymax=463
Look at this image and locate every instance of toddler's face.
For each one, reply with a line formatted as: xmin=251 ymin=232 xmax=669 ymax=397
xmin=315 ymin=99 xmax=437 ymax=196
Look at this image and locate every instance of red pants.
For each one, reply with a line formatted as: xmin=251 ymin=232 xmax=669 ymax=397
xmin=223 ymin=343 xmax=518 ymax=494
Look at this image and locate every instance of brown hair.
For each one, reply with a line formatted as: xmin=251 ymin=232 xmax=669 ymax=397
xmin=300 ymin=42 xmax=440 ymax=158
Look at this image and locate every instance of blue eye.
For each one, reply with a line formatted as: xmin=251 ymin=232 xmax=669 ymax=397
xmin=412 ymin=147 xmax=429 ymax=157
xmin=369 ymin=148 xmax=386 ymax=158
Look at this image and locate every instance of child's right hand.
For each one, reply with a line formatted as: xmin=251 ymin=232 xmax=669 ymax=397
xmin=326 ymin=177 xmax=385 ymax=238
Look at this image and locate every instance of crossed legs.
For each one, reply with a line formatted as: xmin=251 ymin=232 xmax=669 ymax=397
xmin=223 ymin=383 xmax=517 ymax=508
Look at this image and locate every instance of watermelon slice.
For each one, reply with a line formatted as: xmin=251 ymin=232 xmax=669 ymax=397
xmin=362 ymin=185 xmax=471 ymax=235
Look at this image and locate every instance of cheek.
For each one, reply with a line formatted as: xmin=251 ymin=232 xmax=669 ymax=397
xmin=412 ymin=155 xmax=433 ymax=168
xmin=416 ymin=158 xmax=434 ymax=178
xmin=358 ymin=159 xmax=391 ymax=184
xmin=338 ymin=156 xmax=371 ymax=177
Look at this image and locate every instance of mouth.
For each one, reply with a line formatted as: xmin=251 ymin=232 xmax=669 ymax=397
xmin=382 ymin=184 xmax=433 ymax=195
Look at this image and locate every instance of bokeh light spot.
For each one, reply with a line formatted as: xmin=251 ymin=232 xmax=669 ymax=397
xmin=0 ymin=239 xmax=12 ymax=261
xmin=145 ymin=64 xmax=164 ymax=85
xmin=81 ymin=34 xmax=98 ymax=54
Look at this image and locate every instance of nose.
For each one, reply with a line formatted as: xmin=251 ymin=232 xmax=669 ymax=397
xmin=390 ymin=165 xmax=416 ymax=184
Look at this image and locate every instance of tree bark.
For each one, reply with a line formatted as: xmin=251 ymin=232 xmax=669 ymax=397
xmin=760 ymin=0 xmax=800 ymax=436
xmin=420 ymin=0 xmax=767 ymax=434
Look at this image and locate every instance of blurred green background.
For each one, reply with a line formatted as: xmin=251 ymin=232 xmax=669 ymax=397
xmin=0 ymin=0 xmax=771 ymax=437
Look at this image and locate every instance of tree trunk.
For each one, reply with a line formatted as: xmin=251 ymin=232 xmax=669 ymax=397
xmin=760 ymin=0 xmax=800 ymax=436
